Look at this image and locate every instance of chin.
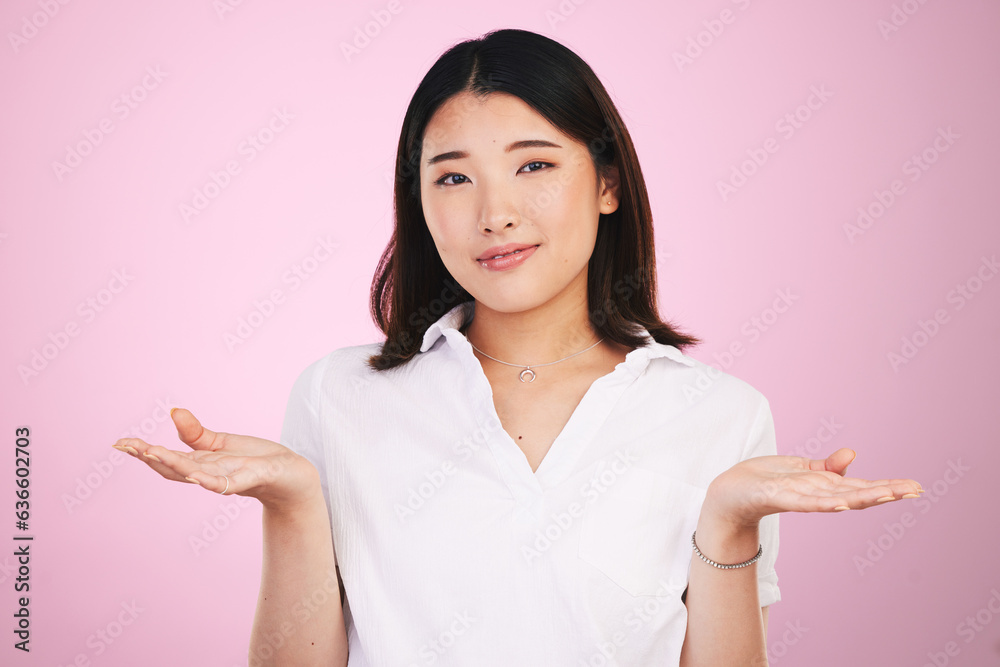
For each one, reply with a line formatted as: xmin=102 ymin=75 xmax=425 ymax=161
xmin=473 ymin=290 xmax=550 ymax=315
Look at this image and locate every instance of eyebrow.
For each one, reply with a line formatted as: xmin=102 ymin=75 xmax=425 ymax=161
xmin=425 ymin=139 xmax=563 ymax=166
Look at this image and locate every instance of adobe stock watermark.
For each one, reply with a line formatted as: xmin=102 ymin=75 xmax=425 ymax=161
xmin=766 ymin=619 xmax=809 ymax=665
xmin=683 ymin=288 xmax=799 ymax=404
xmin=179 ymin=107 xmax=294 ymax=224
xmin=887 ymin=254 xmax=997 ymax=372
xmin=843 ymin=126 xmax=959 ymax=244
xmin=358 ymin=276 xmax=470 ymax=368
xmin=919 ymin=588 xmax=1000 ymax=667
xmin=407 ymin=277 xmax=471 ymax=332
xmin=545 ymin=0 xmax=591 ymax=29
xmin=55 ymin=600 xmax=144 ymax=667
xmin=521 ymin=449 xmax=639 ymax=564
xmin=0 ymin=556 xmax=19 ymax=586
xmin=580 ymin=576 xmax=688 ymax=666
xmin=63 ymin=397 xmax=174 ymax=513
xmin=213 ymin=0 xmax=249 ymax=20
xmin=224 ymin=235 xmax=338 ymax=351
xmin=248 ymin=568 xmax=342 ymax=666
xmin=7 ymin=0 xmax=72 ymax=55
xmin=853 ymin=458 xmax=969 ymax=576
xmin=672 ymin=0 xmax=754 ymax=73
xmin=405 ymin=611 xmax=477 ymax=667
xmin=340 ymin=0 xmax=407 ymax=63
xmin=554 ymin=262 xmax=659 ymax=360
xmin=878 ymin=0 xmax=934 ymax=40
xmin=189 ymin=494 xmax=256 ymax=556
xmin=51 ymin=66 xmax=168 ymax=182
xmin=393 ymin=416 xmax=504 ymax=523
xmin=17 ymin=268 xmax=135 ymax=385
xmin=783 ymin=417 xmax=843 ymax=459
xmin=716 ymin=84 xmax=833 ymax=202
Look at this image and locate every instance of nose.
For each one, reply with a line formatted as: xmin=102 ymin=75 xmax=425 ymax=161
xmin=478 ymin=182 xmax=521 ymax=234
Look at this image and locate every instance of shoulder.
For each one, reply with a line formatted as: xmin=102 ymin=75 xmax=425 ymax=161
xmin=647 ymin=344 xmax=769 ymax=412
xmin=287 ymin=342 xmax=385 ymax=399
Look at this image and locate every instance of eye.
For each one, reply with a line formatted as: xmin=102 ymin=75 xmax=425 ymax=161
xmin=520 ymin=161 xmax=553 ymax=174
xmin=432 ymin=161 xmax=554 ymax=187
xmin=434 ymin=172 xmax=468 ymax=186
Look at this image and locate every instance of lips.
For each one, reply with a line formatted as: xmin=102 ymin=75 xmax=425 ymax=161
xmin=476 ymin=243 xmax=539 ymax=261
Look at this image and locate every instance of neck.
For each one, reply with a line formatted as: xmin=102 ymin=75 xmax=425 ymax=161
xmin=461 ymin=293 xmax=602 ymax=369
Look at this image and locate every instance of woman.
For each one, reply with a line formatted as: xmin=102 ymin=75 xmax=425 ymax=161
xmin=113 ymin=28 xmax=923 ymax=666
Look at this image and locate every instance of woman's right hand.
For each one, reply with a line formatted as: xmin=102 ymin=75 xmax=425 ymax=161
xmin=112 ymin=407 xmax=321 ymax=512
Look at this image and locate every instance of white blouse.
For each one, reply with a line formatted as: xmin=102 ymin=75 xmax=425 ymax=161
xmin=281 ymin=300 xmax=779 ymax=666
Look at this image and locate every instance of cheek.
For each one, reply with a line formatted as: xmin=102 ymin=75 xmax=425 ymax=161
xmin=540 ymin=178 xmax=598 ymax=235
xmin=422 ymin=201 xmax=454 ymax=249
xmin=424 ymin=215 xmax=469 ymax=269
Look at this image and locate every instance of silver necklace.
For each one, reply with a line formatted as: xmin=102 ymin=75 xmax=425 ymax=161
xmin=467 ymin=336 xmax=605 ymax=383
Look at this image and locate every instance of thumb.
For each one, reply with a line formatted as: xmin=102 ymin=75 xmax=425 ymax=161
xmin=169 ymin=407 xmax=221 ymax=451
xmin=823 ymin=447 xmax=857 ymax=476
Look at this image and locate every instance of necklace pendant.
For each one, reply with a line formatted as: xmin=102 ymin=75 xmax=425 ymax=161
xmin=519 ymin=368 xmax=536 ymax=383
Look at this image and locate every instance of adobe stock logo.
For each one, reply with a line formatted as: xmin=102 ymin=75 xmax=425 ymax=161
xmin=405 ymin=611 xmax=477 ymax=667
xmin=51 ymin=66 xmax=168 ymax=182
xmin=7 ymin=0 xmax=72 ymax=55
xmin=213 ymin=0 xmax=248 ymax=20
xmin=179 ymin=108 xmax=294 ymax=224
xmin=887 ymin=255 xmax=997 ymax=372
xmin=544 ymin=0 xmax=591 ymax=29
xmin=339 ymin=0 xmax=407 ymax=63
xmin=224 ymin=235 xmax=338 ymax=351
xmin=17 ymin=268 xmax=135 ymax=385
xmin=877 ymin=0 xmax=934 ymax=40
xmin=853 ymin=458 xmax=969 ymax=576
xmin=672 ymin=0 xmax=754 ymax=73
xmin=683 ymin=288 xmax=799 ymax=404
xmin=843 ymin=126 xmax=959 ymax=244
xmin=919 ymin=588 xmax=1000 ymax=667
xmin=716 ymin=85 xmax=833 ymax=202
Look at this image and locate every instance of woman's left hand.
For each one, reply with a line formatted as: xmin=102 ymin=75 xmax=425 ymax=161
xmin=704 ymin=447 xmax=924 ymax=528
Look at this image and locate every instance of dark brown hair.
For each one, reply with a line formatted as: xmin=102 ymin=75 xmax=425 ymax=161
xmin=366 ymin=28 xmax=698 ymax=371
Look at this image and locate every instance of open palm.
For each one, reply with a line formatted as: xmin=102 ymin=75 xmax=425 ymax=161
xmin=112 ymin=407 xmax=320 ymax=511
xmin=707 ymin=447 xmax=924 ymax=527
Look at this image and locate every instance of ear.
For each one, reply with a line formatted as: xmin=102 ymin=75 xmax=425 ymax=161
xmin=598 ymin=165 xmax=621 ymax=215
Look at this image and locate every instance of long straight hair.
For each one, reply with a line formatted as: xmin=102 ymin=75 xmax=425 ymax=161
xmin=366 ymin=28 xmax=698 ymax=371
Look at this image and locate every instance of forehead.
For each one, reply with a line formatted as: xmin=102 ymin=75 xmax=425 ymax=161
xmin=421 ymin=92 xmax=558 ymax=148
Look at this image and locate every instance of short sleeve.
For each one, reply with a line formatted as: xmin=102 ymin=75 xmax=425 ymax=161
xmin=280 ymin=354 xmax=333 ymax=513
xmin=740 ymin=395 xmax=781 ymax=608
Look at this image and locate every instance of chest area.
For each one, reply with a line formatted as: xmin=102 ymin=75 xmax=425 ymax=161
xmin=488 ymin=375 xmax=594 ymax=473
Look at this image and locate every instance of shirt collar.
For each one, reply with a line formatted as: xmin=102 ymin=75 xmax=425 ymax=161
xmin=419 ymin=300 xmax=696 ymax=368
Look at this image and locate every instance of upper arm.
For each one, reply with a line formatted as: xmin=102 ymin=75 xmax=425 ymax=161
xmin=761 ymin=605 xmax=769 ymax=641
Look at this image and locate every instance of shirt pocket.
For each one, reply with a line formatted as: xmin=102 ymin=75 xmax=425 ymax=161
xmin=577 ymin=465 xmax=707 ymax=597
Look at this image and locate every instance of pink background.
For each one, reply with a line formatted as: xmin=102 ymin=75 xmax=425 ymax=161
xmin=2 ymin=1 xmax=998 ymax=665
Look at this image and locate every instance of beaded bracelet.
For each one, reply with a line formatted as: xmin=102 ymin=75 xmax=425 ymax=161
xmin=691 ymin=530 xmax=763 ymax=569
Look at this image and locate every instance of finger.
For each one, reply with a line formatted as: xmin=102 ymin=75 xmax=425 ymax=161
xmin=847 ymin=476 xmax=924 ymax=490
xmin=794 ymin=476 xmax=884 ymax=493
xmin=831 ymin=476 xmax=924 ymax=501
xmin=185 ymin=470 xmax=237 ymax=496
xmin=825 ymin=483 xmax=925 ymax=511
xmin=185 ymin=468 xmax=248 ymax=496
xmin=114 ymin=436 xmax=155 ymax=460
xmin=169 ymin=407 xmax=225 ymax=452
xmin=807 ymin=472 xmax=924 ymax=493
xmin=766 ymin=487 xmax=868 ymax=513
xmin=809 ymin=448 xmax=856 ymax=475
xmin=142 ymin=443 xmax=212 ymax=482
xmin=113 ymin=438 xmax=197 ymax=484
xmin=112 ymin=440 xmax=140 ymax=457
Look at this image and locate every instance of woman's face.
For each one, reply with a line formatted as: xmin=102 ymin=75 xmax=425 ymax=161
xmin=419 ymin=91 xmax=618 ymax=314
